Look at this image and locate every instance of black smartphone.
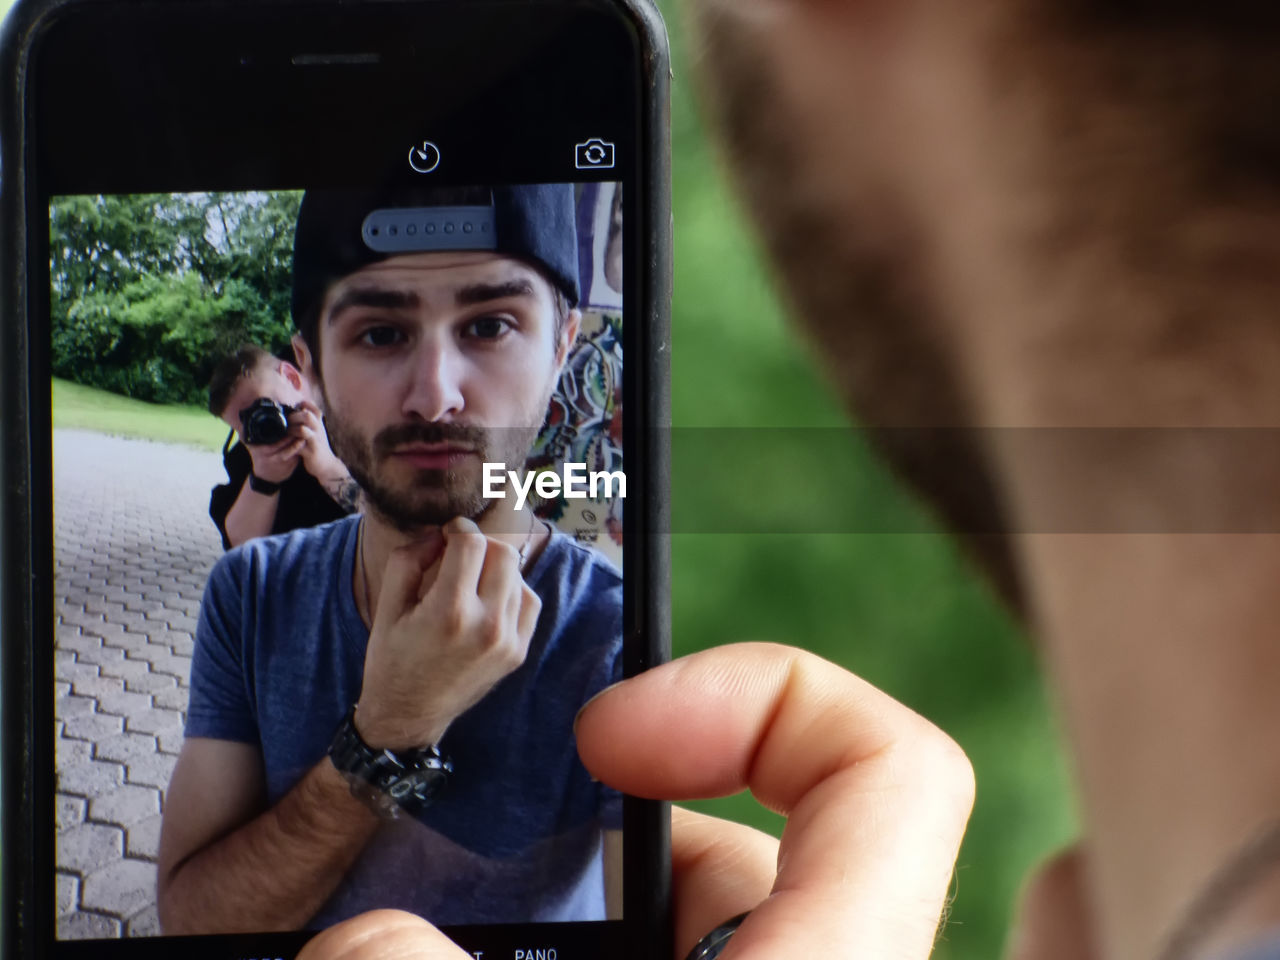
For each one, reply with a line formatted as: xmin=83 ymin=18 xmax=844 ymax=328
xmin=0 ymin=2 xmax=671 ymax=958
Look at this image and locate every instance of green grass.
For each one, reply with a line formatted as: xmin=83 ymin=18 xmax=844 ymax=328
xmin=52 ymin=378 xmax=229 ymax=451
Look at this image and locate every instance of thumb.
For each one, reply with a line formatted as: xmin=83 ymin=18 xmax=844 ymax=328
xmin=297 ymin=910 xmax=469 ymax=960
xmin=1005 ymin=846 xmax=1100 ymax=960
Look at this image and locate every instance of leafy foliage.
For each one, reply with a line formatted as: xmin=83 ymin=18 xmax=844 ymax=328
xmin=49 ymin=192 xmax=302 ymax=405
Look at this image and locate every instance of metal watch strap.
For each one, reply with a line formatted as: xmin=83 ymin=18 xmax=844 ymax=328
xmin=326 ymin=706 xmax=452 ymax=820
xmin=247 ymin=471 xmax=282 ymax=495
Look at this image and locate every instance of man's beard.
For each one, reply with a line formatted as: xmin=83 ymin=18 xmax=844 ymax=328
xmin=324 ymin=410 xmax=542 ymax=533
xmin=691 ymin=2 xmax=1026 ymax=614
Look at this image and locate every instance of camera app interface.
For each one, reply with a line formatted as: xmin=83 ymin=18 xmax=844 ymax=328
xmin=50 ymin=182 xmax=626 ymax=942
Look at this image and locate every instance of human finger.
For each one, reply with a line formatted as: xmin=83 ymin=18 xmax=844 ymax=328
xmin=515 ymin=582 xmax=541 ymax=642
xmin=296 ymin=425 xmax=327 ymax=457
xmin=258 ymin=429 xmax=303 ymax=456
xmin=1004 ymin=846 xmax=1099 ymax=960
xmin=293 ymin=405 xmax=324 ymax=431
xmin=576 ymin=642 xmax=975 ymax=960
xmin=270 ymin=436 xmax=305 ymax=461
xmin=475 ymin=537 xmax=522 ymax=632
xmin=670 ymin=806 xmax=779 ymax=958
xmin=296 ymin=909 xmax=467 ymax=960
xmin=378 ymin=535 xmax=444 ymax=623
xmin=430 ymin=517 xmax=487 ymax=601
xmin=475 ymin=536 xmax=519 ymax=602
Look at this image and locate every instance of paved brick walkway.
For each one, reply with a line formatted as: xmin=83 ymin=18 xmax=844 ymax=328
xmin=54 ymin=429 xmax=226 ymax=940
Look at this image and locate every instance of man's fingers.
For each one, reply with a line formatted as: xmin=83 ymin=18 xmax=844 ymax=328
xmin=296 ymin=408 xmax=326 ymax=436
xmin=576 ymin=643 xmax=975 ymax=960
xmin=671 ymin=806 xmax=779 ymax=959
xmin=261 ymin=433 xmax=299 ymax=456
xmin=1005 ymin=846 xmax=1099 ymax=960
xmin=475 ymin=537 xmax=520 ymax=608
xmin=380 ymin=535 xmax=444 ymax=621
xmin=296 ymin=909 xmax=468 ymax=960
xmin=515 ymin=583 xmax=541 ymax=642
xmin=432 ymin=517 xmax=487 ymax=600
xmin=279 ymin=436 xmax=306 ymax=459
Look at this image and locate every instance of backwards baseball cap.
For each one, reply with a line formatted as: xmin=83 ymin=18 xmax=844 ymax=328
xmin=291 ymin=183 xmax=580 ymax=334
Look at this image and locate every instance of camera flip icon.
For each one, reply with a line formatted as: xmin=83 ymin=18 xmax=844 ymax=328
xmin=575 ymin=138 xmax=616 ymax=170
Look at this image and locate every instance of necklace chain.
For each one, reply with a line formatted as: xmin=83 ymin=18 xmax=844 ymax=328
xmin=517 ymin=508 xmax=538 ymax=569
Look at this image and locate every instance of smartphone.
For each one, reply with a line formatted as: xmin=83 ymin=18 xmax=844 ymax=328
xmin=0 ymin=2 xmax=671 ymax=958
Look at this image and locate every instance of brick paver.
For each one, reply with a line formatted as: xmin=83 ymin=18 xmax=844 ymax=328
xmin=53 ymin=430 xmax=224 ymax=940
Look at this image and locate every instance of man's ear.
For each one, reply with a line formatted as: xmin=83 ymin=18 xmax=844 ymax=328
xmin=279 ymin=359 xmax=304 ymax=391
xmin=555 ymin=309 xmax=583 ymax=370
xmin=291 ymin=334 xmax=319 ymax=385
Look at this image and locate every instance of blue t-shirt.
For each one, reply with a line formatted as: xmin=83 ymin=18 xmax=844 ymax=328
xmin=186 ymin=516 xmax=624 ymax=927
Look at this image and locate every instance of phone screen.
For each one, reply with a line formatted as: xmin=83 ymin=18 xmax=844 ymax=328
xmin=12 ymin=2 xmax=667 ymax=958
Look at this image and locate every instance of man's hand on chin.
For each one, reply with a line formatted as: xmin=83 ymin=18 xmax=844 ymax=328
xmin=354 ymin=516 xmax=541 ymax=750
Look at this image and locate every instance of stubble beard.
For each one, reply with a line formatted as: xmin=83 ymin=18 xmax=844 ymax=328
xmin=692 ymin=4 xmax=1026 ymax=611
xmin=323 ymin=404 xmax=544 ymax=534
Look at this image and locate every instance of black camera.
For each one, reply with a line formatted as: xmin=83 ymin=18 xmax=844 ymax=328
xmin=238 ymin=398 xmax=298 ymax=446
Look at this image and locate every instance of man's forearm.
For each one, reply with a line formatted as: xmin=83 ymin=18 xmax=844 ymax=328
xmin=317 ymin=471 xmax=360 ymax=513
xmin=159 ymin=758 xmax=380 ymax=935
xmin=223 ymin=477 xmax=281 ymax=548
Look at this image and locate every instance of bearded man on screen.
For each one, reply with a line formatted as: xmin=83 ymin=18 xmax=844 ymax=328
xmin=155 ymin=184 xmax=624 ymax=934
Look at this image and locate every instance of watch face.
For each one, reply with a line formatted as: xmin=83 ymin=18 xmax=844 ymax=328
xmin=389 ymin=769 xmax=448 ymax=809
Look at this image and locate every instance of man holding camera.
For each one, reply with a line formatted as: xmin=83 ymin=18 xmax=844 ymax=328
xmin=207 ymin=344 xmax=358 ymax=549
xmin=159 ymin=184 xmax=623 ymax=934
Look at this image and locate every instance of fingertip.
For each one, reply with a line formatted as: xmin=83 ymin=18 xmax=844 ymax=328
xmin=573 ymin=679 xmax=624 ymax=736
xmin=297 ymin=909 xmax=460 ymax=959
xmin=444 ymin=516 xmax=479 ymax=536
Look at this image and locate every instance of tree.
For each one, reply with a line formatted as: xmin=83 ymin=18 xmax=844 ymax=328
xmin=49 ymin=191 xmax=302 ymax=404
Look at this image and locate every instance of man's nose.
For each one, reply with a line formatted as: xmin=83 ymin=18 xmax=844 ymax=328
xmin=401 ymin=340 xmax=466 ymax=422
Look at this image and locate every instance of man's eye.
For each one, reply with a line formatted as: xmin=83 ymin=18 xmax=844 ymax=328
xmin=463 ymin=316 xmax=511 ymax=340
xmin=358 ymin=326 xmax=405 ymax=348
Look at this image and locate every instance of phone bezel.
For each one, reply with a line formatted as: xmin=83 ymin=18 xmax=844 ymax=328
xmin=0 ymin=1 xmax=672 ymax=956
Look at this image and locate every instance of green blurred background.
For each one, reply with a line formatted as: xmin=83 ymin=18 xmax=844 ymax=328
xmin=660 ymin=5 xmax=1077 ymax=958
xmin=6 ymin=0 xmax=1080 ymax=954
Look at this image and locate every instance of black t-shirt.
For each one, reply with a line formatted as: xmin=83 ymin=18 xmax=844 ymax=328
xmin=209 ymin=433 xmax=350 ymax=550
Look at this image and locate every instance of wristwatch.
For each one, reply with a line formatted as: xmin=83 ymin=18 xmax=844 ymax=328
xmin=247 ymin=471 xmax=282 ymax=495
xmin=327 ymin=706 xmax=453 ymax=820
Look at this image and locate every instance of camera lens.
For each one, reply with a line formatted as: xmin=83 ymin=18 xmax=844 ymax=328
xmin=241 ymin=398 xmax=292 ymax=446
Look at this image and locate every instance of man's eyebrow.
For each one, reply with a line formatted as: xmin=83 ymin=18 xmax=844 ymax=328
xmin=455 ymin=279 xmax=536 ymax=307
xmin=326 ymin=287 xmax=420 ymax=323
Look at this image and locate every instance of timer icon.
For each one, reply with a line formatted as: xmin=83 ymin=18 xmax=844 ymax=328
xmin=408 ymin=141 xmax=441 ymax=174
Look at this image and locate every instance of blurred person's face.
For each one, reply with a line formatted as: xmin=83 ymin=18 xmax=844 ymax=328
xmin=687 ymin=0 xmax=1280 ymax=606
xmin=298 ymin=250 xmax=577 ymax=532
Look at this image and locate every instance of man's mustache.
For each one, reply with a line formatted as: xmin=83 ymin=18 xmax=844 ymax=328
xmin=372 ymin=422 xmax=489 ymax=457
